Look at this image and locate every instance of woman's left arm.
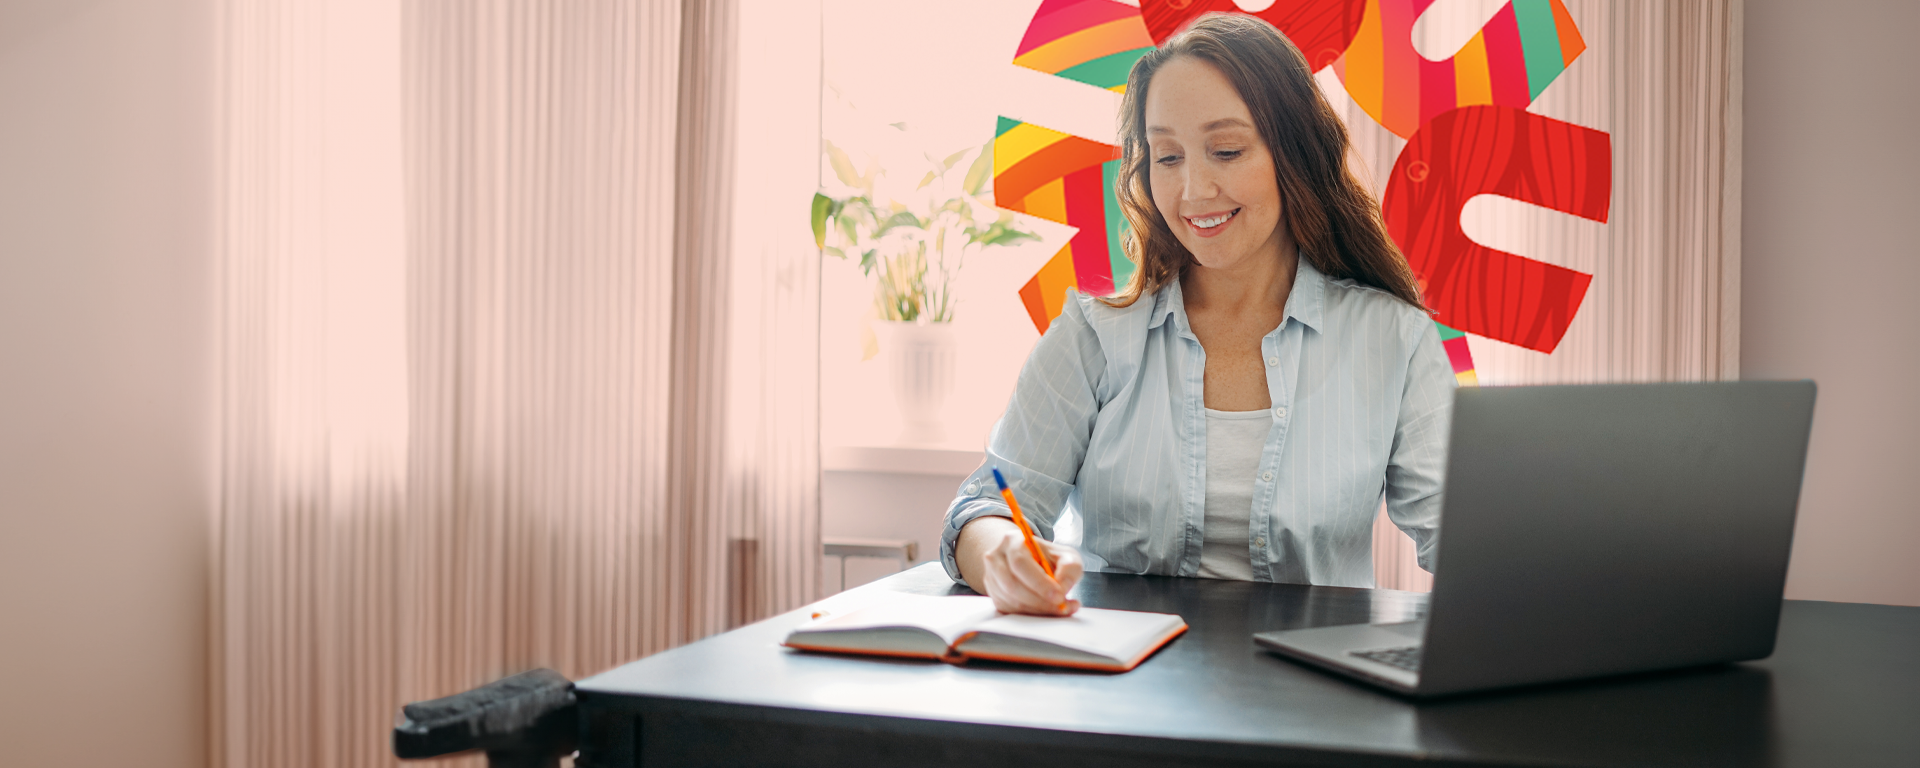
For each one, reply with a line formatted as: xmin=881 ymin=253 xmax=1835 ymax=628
xmin=1383 ymin=318 xmax=1457 ymax=572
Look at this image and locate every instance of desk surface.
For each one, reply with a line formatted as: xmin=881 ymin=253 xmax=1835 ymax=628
xmin=576 ymin=564 xmax=1920 ymax=768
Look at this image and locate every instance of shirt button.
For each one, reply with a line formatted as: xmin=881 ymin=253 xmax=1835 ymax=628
xmin=1272 ymin=406 xmax=1287 ymax=419
xmin=1266 ymin=356 xmax=1279 ymax=367
xmin=965 ymin=483 xmax=979 ymax=495
xmin=1261 ymin=471 xmax=1274 ymax=482
xmin=1254 ymin=536 xmax=1267 ymax=548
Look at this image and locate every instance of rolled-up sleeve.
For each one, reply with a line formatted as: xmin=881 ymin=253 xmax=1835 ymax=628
xmin=1383 ymin=317 xmax=1456 ymax=572
xmin=940 ymin=293 xmax=1107 ymax=585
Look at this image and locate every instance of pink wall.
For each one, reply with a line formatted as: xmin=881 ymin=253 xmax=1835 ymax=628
xmin=0 ymin=0 xmax=213 ymax=763
xmin=1744 ymin=0 xmax=1920 ymax=606
xmin=823 ymin=470 xmax=961 ymax=589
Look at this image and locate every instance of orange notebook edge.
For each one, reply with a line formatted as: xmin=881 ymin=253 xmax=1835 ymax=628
xmin=781 ymin=640 xmax=949 ymax=662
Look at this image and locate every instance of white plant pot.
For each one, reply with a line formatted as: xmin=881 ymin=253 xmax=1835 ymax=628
xmin=876 ymin=320 xmax=957 ymax=445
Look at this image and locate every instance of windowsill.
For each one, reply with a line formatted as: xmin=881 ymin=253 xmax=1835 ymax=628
xmin=822 ymin=443 xmax=983 ymax=476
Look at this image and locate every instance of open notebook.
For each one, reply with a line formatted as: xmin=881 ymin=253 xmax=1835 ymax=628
xmin=783 ymin=594 xmax=1187 ymax=672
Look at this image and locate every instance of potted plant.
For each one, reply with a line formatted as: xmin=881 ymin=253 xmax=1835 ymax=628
xmin=811 ymin=135 xmax=1038 ymax=442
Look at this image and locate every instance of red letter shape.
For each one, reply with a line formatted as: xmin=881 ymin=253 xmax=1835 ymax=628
xmin=1384 ymin=105 xmax=1610 ymax=354
xmin=1140 ymin=0 xmax=1365 ymax=71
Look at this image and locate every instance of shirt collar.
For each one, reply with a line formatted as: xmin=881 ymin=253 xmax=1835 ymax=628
xmin=1146 ymin=256 xmax=1327 ymax=334
xmin=1147 ymin=278 xmax=1180 ymax=331
xmin=1287 ymin=257 xmax=1327 ymax=333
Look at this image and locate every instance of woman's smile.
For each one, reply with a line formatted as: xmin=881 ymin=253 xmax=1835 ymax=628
xmin=1185 ymin=208 xmax=1241 ymax=237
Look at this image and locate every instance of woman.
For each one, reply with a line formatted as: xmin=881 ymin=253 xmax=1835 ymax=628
xmin=943 ymin=14 xmax=1455 ymax=615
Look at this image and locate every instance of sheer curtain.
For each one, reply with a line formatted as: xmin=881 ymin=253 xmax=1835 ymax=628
xmin=211 ymin=1 xmax=819 ymax=766
xmin=1353 ymin=0 xmax=1743 ymax=591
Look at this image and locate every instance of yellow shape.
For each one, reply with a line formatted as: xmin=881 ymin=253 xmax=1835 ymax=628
xmin=1022 ymin=177 xmax=1069 ymax=225
xmin=1341 ymin=0 xmax=1385 ymax=116
xmin=993 ymin=122 xmax=1070 ymax=177
xmin=1454 ymin=369 xmax=1479 ymax=387
xmin=1453 ymin=32 xmax=1492 ymax=107
xmin=1038 ymin=246 xmax=1079 ymax=321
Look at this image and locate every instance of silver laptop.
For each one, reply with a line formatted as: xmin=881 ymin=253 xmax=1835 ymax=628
xmin=1254 ymin=381 xmax=1817 ymax=697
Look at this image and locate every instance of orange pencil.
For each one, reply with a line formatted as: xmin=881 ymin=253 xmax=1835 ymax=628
xmin=990 ymin=467 xmax=1054 ymax=578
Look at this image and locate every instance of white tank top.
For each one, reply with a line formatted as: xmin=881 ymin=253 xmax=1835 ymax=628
xmin=1197 ymin=408 xmax=1271 ymax=580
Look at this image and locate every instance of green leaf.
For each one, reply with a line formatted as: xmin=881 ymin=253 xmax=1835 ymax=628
xmin=877 ymin=210 xmax=922 ymax=234
xmin=837 ymin=196 xmax=870 ymax=232
xmin=889 ymin=121 xmax=908 ymax=131
xmin=837 ymin=212 xmax=860 ymax=246
xmin=859 ymin=249 xmax=877 ymax=274
xmin=969 ymin=219 xmax=1042 ymax=248
xmin=824 ymin=245 xmax=846 ymax=260
xmin=940 ymin=148 xmax=969 ymax=172
xmin=810 ymin=193 xmax=833 ymax=249
xmin=915 ymin=170 xmax=938 ymax=190
xmin=839 ymin=195 xmax=870 ymax=220
xmin=825 ymin=141 xmax=864 ymax=188
xmin=985 ymin=230 xmax=1039 ymax=247
xmin=962 ymin=141 xmax=993 ymax=196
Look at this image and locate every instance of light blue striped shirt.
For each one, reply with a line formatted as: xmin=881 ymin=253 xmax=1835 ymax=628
xmin=941 ymin=258 xmax=1455 ymax=588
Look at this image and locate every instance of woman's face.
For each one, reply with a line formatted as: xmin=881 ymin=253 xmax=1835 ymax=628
xmin=1143 ymin=55 xmax=1289 ymax=273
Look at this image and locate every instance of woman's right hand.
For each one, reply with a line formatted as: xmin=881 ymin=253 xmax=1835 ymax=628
xmin=954 ymin=516 xmax=1084 ymax=616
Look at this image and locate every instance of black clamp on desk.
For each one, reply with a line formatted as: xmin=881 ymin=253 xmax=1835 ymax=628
xmin=392 ymin=667 xmax=579 ymax=768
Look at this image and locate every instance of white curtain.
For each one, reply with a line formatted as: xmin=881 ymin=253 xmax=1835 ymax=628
xmin=212 ymin=0 xmax=820 ymax=765
xmin=1350 ymin=0 xmax=1743 ymax=591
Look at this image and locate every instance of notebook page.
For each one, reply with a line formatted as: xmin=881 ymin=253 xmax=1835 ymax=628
xmin=971 ymin=608 xmax=1185 ymax=660
xmin=803 ymin=594 xmax=1001 ymax=646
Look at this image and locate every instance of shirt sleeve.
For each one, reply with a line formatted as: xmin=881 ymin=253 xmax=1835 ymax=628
xmin=939 ymin=292 xmax=1107 ymax=586
xmin=1384 ymin=317 xmax=1456 ymax=572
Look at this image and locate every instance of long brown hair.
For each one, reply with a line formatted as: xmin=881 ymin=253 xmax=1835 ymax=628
xmin=1104 ymin=13 xmax=1425 ymax=311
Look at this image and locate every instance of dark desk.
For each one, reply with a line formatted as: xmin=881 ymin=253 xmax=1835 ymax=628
xmin=575 ymin=564 xmax=1920 ymax=767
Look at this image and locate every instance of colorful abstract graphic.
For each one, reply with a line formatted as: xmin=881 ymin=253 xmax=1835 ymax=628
xmin=1013 ymin=0 xmax=1157 ymax=92
xmin=993 ymin=0 xmax=1612 ymax=382
xmin=993 ymin=117 xmax=1126 ymax=332
xmin=1140 ymin=0 xmax=1366 ymax=69
xmin=1333 ymin=0 xmax=1585 ymax=139
xmin=1384 ymin=105 xmax=1610 ymax=353
xmin=1437 ymin=323 xmax=1479 ymax=386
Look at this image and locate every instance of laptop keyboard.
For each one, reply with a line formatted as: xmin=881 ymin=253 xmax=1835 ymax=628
xmin=1351 ymin=645 xmax=1422 ymax=672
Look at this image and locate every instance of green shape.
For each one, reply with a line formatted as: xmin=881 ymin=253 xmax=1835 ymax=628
xmin=1435 ymin=322 xmax=1466 ymax=341
xmin=1055 ymin=47 xmax=1155 ymax=91
xmin=811 ymin=193 xmax=832 ymax=249
xmin=1102 ymin=158 xmax=1134 ymax=291
xmin=995 ymin=115 xmax=1023 ymax=138
xmin=1513 ymin=0 xmax=1566 ymax=100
